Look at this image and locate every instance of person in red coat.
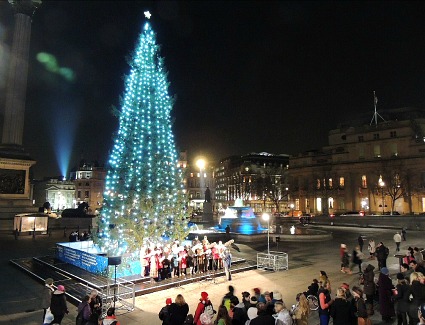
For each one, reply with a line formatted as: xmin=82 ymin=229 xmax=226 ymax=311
xmin=194 ymin=291 xmax=214 ymax=325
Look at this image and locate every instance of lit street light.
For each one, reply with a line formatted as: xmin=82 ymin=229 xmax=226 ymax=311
xmin=262 ymin=212 xmax=270 ymax=255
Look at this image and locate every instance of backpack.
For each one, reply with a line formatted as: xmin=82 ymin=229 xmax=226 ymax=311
xmin=200 ymin=303 xmax=215 ymax=324
xmin=184 ymin=314 xmax=194 ymax=325
xmin=223 ymin=298 xmax=231 ymax=311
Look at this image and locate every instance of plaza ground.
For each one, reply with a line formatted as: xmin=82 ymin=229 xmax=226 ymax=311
xmin=0 ymin=223 xmax=421 ymax=324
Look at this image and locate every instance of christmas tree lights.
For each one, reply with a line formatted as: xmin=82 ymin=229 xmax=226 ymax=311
xmin=96 ymin=14 xmax=189 ymax=257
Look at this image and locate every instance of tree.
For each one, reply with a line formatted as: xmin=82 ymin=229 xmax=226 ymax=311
xmin=94 ymin=16 xmax=189 ymax=256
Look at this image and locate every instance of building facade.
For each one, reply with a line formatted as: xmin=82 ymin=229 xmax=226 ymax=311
xmin=70 ymin=164 xmax=106 ymax=215
xmin=289 ymin=107 xmax=425 ymax=215
xmin=215 ymin=152 xmax=289 ymax=214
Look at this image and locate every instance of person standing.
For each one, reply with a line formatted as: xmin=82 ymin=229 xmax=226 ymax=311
xmin=77 ymin=295 xmax=92 ymax=325
xmin=350 ymin=245 xmax=363 ymax=274
xmin=377 ymin=267 xmax=396 ymax=323
xmin=401 ymin=228 xmax=407 ymax=241
xmin=394 ymin=232 xmax=402 ymax=252
xmin=376 ymin=242 xmax=389 ymax=270
xmin=352 ymin=286 xmax=369 ymax=325
xmin=361 ymin=263 xmax=376 ymax=316
xmin=222 ymin=248 xmax=232 ymax=281
xmin=168 ymin=294 xmax=189 ymax=325
xmin=367 ymin=239 xmax=376 ymax=260
xmin=89 ymin=289 xmax=102 ymax=324
xmin=292 ymin=293 xmax=310 ymax=325
xmin=41 ymin=278 xmax=54 ymax=322
xmin=393 ymin=273 xmax=411 ymax=325
xmin=358 ymin=235 xmax=364 ymax=252
xmin=194 ymin=292 xmax=214 ymax=325
xmin=318 ymin=281 xmax=334 ymax=325
xmin=158 ymin=297 xmax=172 ymax=325
xmin=215 ymin=305 xmax=232 ymax=325
xmin=330 ymin=288 xmax=354 ymax=325
xmin=50 ymin=285 xmax=68 ymax=324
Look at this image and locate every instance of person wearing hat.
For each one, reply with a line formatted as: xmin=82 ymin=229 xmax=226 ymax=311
xmin=158 ymin=297 xmax=172 ymax=325
xmin=50 ymin=285 xmax=68 ymax=324
xmin=352 ymin=286 xmax=369 ymax=324
xmin=393 ymin=272 xmax=411 ymax=325
xmin=377 ymin=267 xmax=395 ymax=322
xmin=194 ymin=291 xmax=214 ymax=325
xmin=41 ymin=278 xmax=54 ymax=322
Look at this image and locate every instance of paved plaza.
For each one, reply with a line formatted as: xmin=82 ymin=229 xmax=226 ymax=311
xmin=0 ymin=223 xmax=421 ymax=324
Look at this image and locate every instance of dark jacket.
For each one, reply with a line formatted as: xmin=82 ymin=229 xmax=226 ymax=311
xmin=330 ymin=298 xmax=353 ymax=325
xmin=249 ymin=311 xmax=279 ymax=325
xmin=377 ymin=273 xmax=395 ymax=317
xmin=232 ymin=302 xmax=247 ymax=325
xmin=394 ymin=282 xmax=411 ymax=313
xmin=159 ymin=305 xmax=171 ymax=325
xmin=362 ymin=264 xmax=376 ymax=296
xmin=355 ymin=297 xmax=368 ymax=318
xmin=168 ymin=303 xmax=189 ymax=325
xmin=50 ymin=290 xmax=68 ymax=316
xmin=318 ymin=288 xmax=332 ymax=316
xmin=376 ymin=244 xmax=388 ymax=261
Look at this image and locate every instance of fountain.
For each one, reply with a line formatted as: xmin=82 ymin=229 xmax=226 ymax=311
xmin=218 ymin=199 xmax=264 ymax=235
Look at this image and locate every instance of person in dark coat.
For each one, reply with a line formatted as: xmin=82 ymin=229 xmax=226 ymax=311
xmin=352 ymin=286 xmax=369 ymax=324
xmin=50 ymin=285 xmax=68 ymax=324
xmin=250 ymin=302 xmax=282 ymax=325
xmin=377 ymin=267 xmax=396 ymax=323
xmin=394 ymin=273 xmax=411 ymax=325
xmin=330 ymin=288 xmax=354 ymax=325
xmin=168 ymin=294 xmax=189 ymax=325
xmin=361 ymin=263 xmax=376 ymax=316
xmin=158 ymin=298 xmax=172 ymax=325
xmin=408 ymin=272 xmax=425 ymax=325
xmin=376 ymin=242 xmax=389 ymax=270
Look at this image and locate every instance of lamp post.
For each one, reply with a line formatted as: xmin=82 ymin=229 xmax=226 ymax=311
xmin=196 ymin=158 xmax=206 ymax=209
xmin=262 ymin=212 xmax=270 ymax=255
xmin=379 ymin=176 xmax=385 ymax=215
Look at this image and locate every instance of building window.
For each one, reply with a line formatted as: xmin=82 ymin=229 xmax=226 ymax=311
xmin=316 ymin=179 xmax=321 ymax=189
xmin=328 ymin=178 xmax=333 ymax=189
xmin=391 ymin=143 xmax=398 ymax=156
xmin=196 ymin=192 xmax=200 ymax=199
xmin=328 ymin=197 xmax=334 ymax=209
xmin=295 ymin=199 xmax=300 ymax=210
xmin=390 ymin=131 xmax=397 ymax=138
xmin=374 ymin=145 xmax=381 ymax=157
xmin=359 ymin=146 xmax=365 ymax=159
xmin=339 ymin=177 xmax=345 ymax=188
xmin=77 ymin=191 xmax=81 ymax=199
xmin=373 ymin=133 xmax=380 ymax=140
xmin=84 ymin=191 xmax=89 ymax=198
xmin=358 ymin=136 xmax=364 ymax=142
xmin=361 ymin=175 xmax=367 ymax=188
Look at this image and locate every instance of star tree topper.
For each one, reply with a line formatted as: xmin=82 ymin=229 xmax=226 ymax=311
xmin=144 ymin=11 xmax=151 ymax=19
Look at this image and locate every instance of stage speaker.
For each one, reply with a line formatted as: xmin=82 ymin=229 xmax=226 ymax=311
xmin=108 ymin=256 xmax=122 ymax=266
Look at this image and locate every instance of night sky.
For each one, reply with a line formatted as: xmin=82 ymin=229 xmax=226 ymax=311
xmin=1 ymin=1 xmax=425 ymax=179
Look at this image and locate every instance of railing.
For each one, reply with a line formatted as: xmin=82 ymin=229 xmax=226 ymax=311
xmin=256 ymin=251 xmax=288 ymax=271
xmin=104 ymin=278 xmax=135 ymax=313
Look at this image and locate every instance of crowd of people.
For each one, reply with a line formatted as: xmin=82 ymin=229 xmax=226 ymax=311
xmin=42 ymin=281 xmax=120 ymax=325
xmin=139 ymin=236 xmax=233 ymax=283
xmin=337 ymin=233 xmax=425 ymax=324
xmin=157 ymin=285 xmax=304 ymax=325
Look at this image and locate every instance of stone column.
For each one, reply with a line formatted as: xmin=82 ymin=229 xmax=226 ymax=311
xmin=2 ymin=0 xmax=41 ymax=147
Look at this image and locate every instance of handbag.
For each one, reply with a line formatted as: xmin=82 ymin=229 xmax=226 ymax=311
xmin=358 ymin=317 xmax=372 ymax=325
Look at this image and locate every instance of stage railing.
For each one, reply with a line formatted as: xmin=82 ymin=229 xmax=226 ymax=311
xmin=256 ymin=251 xmax=288 ymax=271
xmin=105 ymin=278 xmax=135 ymax=312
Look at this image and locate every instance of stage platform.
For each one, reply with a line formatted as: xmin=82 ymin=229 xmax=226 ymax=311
xmin=10 ymin=255 xmax=257 ymax=305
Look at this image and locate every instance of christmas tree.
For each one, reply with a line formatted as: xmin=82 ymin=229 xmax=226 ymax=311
xmin=96 ymin=13 xmax=189 ymax=257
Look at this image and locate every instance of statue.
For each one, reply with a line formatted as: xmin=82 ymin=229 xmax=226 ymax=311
xmin=204 ymin=186 xmax=211 ymax=203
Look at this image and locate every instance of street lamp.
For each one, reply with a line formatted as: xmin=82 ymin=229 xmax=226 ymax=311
xmin=196 ymin=158 xmax=206 ymax=209
xmin=379 ymin=175 xmax=385 ymax=215
xmin=262 ymin=212 xmax=270 ymax=255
